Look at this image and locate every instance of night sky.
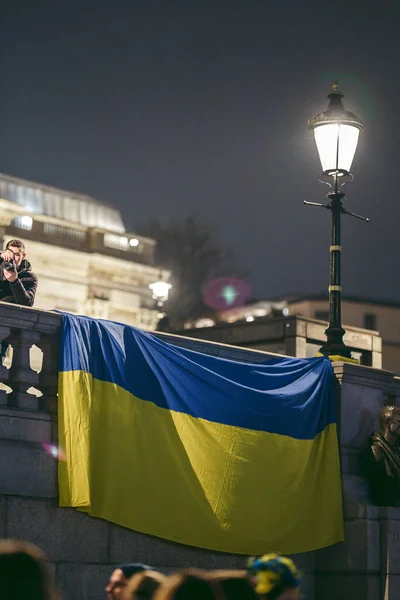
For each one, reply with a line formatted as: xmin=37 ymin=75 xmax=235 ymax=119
xmin=1 ymin=1 xmax=399 ymax=301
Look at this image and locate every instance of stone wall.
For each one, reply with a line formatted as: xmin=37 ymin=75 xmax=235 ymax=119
xmin=0 ymin=302 xmax=399 ymax=599
xmin=0 ymin=492 xmax=315 ymax=600
xmin=179 ymin=314 xmax=382 ymax=369
xmin=318 ymin=363 xmax=400 ymax=600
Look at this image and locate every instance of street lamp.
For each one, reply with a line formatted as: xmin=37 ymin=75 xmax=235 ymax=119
xmin=306 ymin=82 xmax=368 ymax=359
xmin=149 ymin=272 xmax=172 ymax=331
xmin=149 ymin=279 xmax=172 ymax=307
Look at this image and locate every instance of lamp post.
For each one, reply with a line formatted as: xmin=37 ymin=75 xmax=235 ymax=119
xmin=306 ymin=82 xmax=368 ymax=359
xmin=149 ymin=272 xmax=172 ymax=331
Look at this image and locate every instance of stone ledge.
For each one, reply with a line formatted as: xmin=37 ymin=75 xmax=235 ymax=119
xmin=0 ymin=302 xmax=62 ymax=334
xmin=154 ymin=331 xmax=280 ymax=363
xmin=0 ymin=407 xmax=53 ymax=442
xmin=333 ymin=362 xmax=400 ymax=393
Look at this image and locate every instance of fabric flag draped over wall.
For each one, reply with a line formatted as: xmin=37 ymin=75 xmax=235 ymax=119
xmin=58 ymin=313 xmax=344 ymax=555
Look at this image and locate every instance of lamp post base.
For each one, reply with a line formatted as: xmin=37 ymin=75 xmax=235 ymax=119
xmin=156 ymin=314 xmax=170 ymax=332
xmin=319 ymin=325 xmax=352 ymax=359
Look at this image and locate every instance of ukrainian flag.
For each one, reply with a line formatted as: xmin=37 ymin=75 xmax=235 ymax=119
xmin=58 ymin=314 xmax=344 ymax=554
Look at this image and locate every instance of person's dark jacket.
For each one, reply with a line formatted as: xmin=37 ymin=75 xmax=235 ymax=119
xmin=0 ymin=259 xmax=38 ymax=307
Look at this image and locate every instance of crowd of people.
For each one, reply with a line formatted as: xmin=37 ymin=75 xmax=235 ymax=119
xmin=0 ymin=539 xmax=302 ymax=600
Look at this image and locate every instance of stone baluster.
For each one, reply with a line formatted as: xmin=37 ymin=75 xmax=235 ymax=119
xmin=0 ymin=325 xmax=11 ymax=406
xmin=8 ymin=329 xmax=41 ymax=410
xmin=38 ymin=333 xmax=60 ymax=415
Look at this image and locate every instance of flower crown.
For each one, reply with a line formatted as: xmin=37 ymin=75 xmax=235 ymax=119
xmin=247 ymin=553 xmax=301 ymax=596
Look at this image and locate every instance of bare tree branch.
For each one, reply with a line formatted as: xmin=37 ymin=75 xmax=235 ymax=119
xmin=137 ymin=216 xmax=243 ymax=328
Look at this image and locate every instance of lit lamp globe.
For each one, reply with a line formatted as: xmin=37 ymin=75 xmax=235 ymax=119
xmin=308 ymin=82 xmax=363 ymax=177
xmin=149 ymin=279 xmax=172 ymax=307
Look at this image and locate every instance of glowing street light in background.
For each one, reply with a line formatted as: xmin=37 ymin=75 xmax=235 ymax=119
xmin=149 ymin=275 xmax=172 ymax=308
xmin=149 ymin=271 xmax=172 ymax=332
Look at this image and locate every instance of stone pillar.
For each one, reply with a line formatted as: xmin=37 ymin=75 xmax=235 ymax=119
xmin=0 ymin=303 xmax=62 ymax=412
xmin=372 ymin=335 xmax=383 ymax=369
xmin=0 ymin=325 xmax=11 ymax=406
xmin=313 ymin=362 xmax=400 ymax=600
xmin=38 ymin=333 xmax=60 ymax=414
xmin=8 ymin=329 xmax=41 ymax=409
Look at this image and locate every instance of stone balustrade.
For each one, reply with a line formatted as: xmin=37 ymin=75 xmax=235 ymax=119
xmin=0 ymin=302 xmax=280 ymax=416
xmin=0 ymin=302 xmax=62 ymax=412
xmin=0 ymin=301 xmax=399 ymax=599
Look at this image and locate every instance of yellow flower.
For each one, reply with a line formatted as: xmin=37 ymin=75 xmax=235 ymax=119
xmin=255 ymin=571 xmax=279 ymax=595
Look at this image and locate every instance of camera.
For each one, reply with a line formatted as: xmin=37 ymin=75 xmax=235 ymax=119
xmin=0 ymin=257 xmax=15 ymax=272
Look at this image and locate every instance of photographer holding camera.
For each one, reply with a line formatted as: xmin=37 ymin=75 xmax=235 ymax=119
xmin=0 ymin=239 xmax=38 ymax=307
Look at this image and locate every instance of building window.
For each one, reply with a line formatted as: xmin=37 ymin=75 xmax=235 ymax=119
xmin=103 ymin=233 xmax=143 ymax=253
xmin=314 ymin=310 xmax=329 ymax=321
xmin=363 ymin=313 xmax=377 ymax=330
xmin=104 ymin=233 xmax=129 ymax=251
xmin=43 ymin=223 xmax=87 ymax=242
xmin=13 ymin=215 xmax=33 ymax=231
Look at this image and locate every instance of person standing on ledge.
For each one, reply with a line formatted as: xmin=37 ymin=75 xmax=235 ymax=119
xmin=0 ymin=239 xmax=38 ymax=307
